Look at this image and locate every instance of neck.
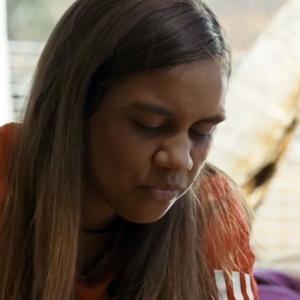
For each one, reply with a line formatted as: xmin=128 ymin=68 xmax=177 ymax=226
xmin=81 ymin=183 xmax=117 ymax=230
xmin=78 ymin=185 xmax=118 ymax=280
xmin=77 ymin=230 xmax=116 ymax=281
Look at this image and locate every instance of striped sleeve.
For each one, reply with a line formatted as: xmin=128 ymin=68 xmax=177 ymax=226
xmin=214 ymin=270 xmax=258 ymax=300
xmin=213 ymin=197 xmax=258 ymax=300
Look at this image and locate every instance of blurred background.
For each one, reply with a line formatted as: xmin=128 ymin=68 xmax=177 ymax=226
xmin=1 ymin=0 xmax=299 ymax=288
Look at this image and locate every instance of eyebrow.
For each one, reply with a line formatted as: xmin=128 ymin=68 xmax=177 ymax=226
xmin=129 ymin=102 xmax=226 ymax=124
xmin=130 ymin=102 xmax=173 ymax=117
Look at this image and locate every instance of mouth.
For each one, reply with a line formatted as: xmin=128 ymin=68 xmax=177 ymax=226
xmin=139 ymin=186 xmax=181 ymax=202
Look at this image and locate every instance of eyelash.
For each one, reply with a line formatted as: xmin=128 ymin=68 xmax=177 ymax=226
xmin=133 ymin=121 xmax=165 ymax=134
xmin=190 ymin=129 xmax=214 ymax=142
xmin=133 ymin=121 xmax=214 ymax=142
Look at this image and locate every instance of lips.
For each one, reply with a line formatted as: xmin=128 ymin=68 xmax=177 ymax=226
xmin=139 ymin=186 xmax=181 ymax=202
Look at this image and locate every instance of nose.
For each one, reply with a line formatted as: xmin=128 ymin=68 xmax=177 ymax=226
xmin=153 ymin=134 xmax=194 ymax=171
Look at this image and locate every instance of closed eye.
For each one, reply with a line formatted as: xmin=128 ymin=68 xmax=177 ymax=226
xmin=132 ymin=120 xmax=166 ymax=134
xmin=189 ymin=128 xmax=215 ymax=143
xmin=133 ymin=120 xmax=216 ymax=142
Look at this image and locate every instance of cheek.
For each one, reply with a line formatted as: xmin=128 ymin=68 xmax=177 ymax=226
xmin=108 ymin=131 xmax=150 ymax=169
xmin=193 ymin=144 xmax=210 ymax=162
xmin=89 ymin=124 xmax=154 ymax=184
xmin=191 ymin=146 xmax=210 ymax=173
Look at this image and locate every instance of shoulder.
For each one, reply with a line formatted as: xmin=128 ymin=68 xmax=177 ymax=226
xmin=198 ymin=163 xmax=245 ymax=203
xmin=0 ymin=123 xmax=19 ymax=204
xmin=198 ymin=163 xmax=251 ymax=230
xmin=197 ymin=163 xmax=252 ymax=268
xmin=197 ymin=164 xmax=258 ymax=299
xmin=0 ymin=122 xmax=19 ymax=164
xmin=0 ymin=123 xmax=19 ymax=152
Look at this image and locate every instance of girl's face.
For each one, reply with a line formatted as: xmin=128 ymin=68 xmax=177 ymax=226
xmin=86 ymin=60 xmax=227 ymax=224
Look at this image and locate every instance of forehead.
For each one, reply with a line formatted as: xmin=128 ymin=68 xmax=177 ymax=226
xmin=102 ymin=60 xmax=227 ymax=120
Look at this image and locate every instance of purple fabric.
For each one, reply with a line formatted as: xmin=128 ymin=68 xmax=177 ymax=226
xmin=255 ymin=269 xmax=300 ymax=300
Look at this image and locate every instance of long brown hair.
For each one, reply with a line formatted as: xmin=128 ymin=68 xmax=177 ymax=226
xmin=0 ymin=0 xmax=236 ymax=299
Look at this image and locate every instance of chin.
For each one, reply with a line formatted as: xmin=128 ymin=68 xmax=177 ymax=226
xmin=121 ymin=206 xmax=173 ymax=224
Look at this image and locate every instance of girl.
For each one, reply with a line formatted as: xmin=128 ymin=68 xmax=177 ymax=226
xmin=0 ymin=0 xmax=258 ymax=299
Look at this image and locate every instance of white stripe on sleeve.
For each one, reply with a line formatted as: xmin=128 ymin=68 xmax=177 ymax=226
xmin=232 ymin=271 xmax=244 ymax=300
xmin=245 ymin=273 xmax=254 ymax=300
xmin=214 ymin=270 xmax=228 ymax=300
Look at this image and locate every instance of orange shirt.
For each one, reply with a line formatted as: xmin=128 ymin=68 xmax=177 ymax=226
xmin=0 ymin=123 xmax=258 ymax=300
xmin=0 ymin=123 xmax=17 ymax=213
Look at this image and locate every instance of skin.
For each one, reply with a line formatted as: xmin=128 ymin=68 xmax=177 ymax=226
xmin=82 ymin=60 xmax=227 ymax=229
xmin=78 ymin=60 xmax=227 ymax=275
